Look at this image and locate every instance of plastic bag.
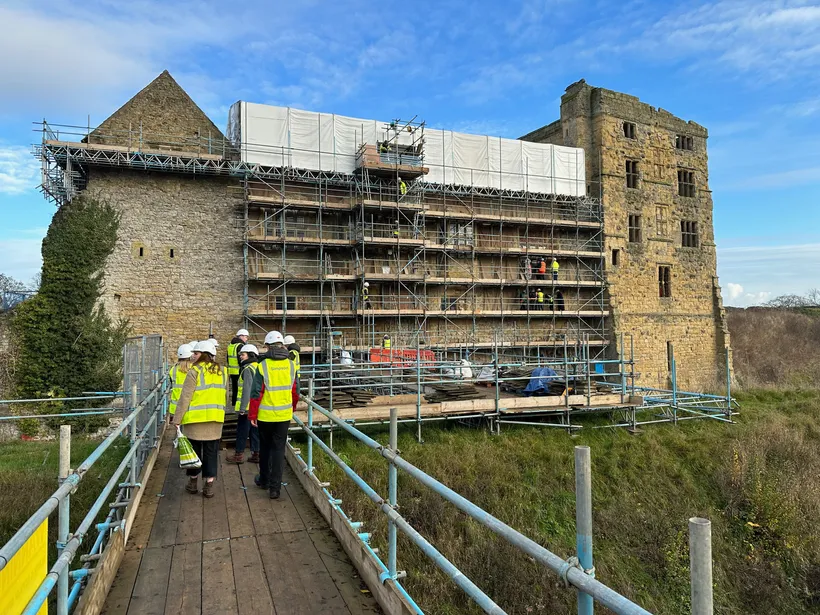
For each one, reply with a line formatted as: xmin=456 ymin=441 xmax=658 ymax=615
xmin=174 ymin=425 xmax=202 ymax=469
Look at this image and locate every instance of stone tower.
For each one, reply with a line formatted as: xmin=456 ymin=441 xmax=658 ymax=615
xmin=522 ymin=80 xmax=731 ymax=390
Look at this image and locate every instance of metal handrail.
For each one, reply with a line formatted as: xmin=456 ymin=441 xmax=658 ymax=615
xmin=294 ymin=395 xmax=653 ymax=614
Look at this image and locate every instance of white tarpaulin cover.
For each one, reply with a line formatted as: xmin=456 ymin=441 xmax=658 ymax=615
xmin=226 ymin=101 xmax=585 ymax=196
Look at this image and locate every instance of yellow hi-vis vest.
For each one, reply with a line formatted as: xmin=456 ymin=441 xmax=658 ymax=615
xmin=181 ymin=363 xmax=227 ymax=425
xmin=551 ymin=260 xmax=560 ymax=272
xmin=537 ymin=291 xmax=545 ymax=303
xmin=258 ymin=358 xmax=295 ymax=423
xmin=168 ymin=363 xmax=189 ymax=415
xmin=382 ymin=337 xmax=391 ymax=349
xmin=288 ymin=349 xmax=301 ymax=378
xmin=227 ymin=342 xmax=241 ymax=376
xmin=234 ymin=362 xmax=258 ymax=412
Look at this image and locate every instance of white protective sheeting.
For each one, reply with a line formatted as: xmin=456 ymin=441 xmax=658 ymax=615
xmin=226 ymin=101 xmax=585 ymax=196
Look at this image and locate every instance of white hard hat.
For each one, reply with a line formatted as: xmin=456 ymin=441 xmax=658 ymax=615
xmin=283 ymin=335 xmax=295 ymax=345
xmin=264 ymin=331 xmax=284 ymax=345
xmin=195 ymin=340 xmax=217 ymax=356
xmin=363 ymin=281 xmax=370 ymax=287
xmin=188 ymin=341 xmax=198 ymax=349
xmin=177 ymin=344 xmax=193 ymax=359
xmin=208 ymin=337 xmax=219 ymax=347
xmin=236 ymin=328 xmax=249 ymax=337
xmin=239 ymin=344 xmax=259 ymax=355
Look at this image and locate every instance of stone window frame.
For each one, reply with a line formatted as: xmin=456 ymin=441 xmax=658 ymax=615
xmin=628 ymin=214 xmax=643 ymax=243
xmin=677 ymin=168 xmax=696 ymax=197
xmin=623 ymin=121 xmax=637 ymax=139
xmin=612 ymin=248 xmax=621 ymax=267
xmin=658 ymin=265 xmax=672 ymax=298
xmin=625 ymin=159 xmax=640 ymax=189
xmin=655 ymin=205 xmax=668 ymax=237
xmin=681 ymin=220 xmax=699 ymax=248
xmin=675 ymin=134 xmax=694 ymax=151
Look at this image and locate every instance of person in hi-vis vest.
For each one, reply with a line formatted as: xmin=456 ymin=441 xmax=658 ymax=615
xmin=172 ymin=340 xmax=228 ymax=498
xmin=249 ymin=331 xmax=298 ymax=500
xmin=227 ymin=328 xmax=249 ymax=406
xmin=168 ymin=344 xmax=193 ymax=422
xmin=227 ymin=344 xmax=261 ymax=465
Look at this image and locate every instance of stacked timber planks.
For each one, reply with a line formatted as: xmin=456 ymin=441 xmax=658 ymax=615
xmin=312 ymin=389 xmax=376 ymax=409
xmin=424 ymin=383 xmax=484 ymax=403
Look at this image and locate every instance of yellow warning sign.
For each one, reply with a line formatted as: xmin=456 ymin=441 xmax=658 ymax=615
xmin=0 ymin=519 xmax=48 ymax=615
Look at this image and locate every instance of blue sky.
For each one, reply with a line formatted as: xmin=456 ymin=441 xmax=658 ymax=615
xmin=0 ymin=0 xmax=818 ymax=306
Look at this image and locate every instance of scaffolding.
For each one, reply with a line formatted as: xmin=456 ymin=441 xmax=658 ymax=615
xmin=36 ymin=119 xmax=608 ymax=365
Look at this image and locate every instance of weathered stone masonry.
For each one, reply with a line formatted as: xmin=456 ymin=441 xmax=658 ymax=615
xmin=523 ymin=80 xmax=731 ymax=390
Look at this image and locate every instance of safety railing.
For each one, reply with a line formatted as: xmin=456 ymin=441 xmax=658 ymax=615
xmin=357 ymin=258 xmax=604 ymax=283
xmin=247 ymin=253 xmax=355 ymax=279
xmin=246 ymin=292 xmax=606 ymax=315
xmin=0 ymin=376 xmax=169 ymax=615
xmin=247 ymin=221 xmax=353 ymax=243
xmin=291 ymin=394 xmax=662 ymax=614
xmin=422 ymin=196 xmax=603 ymax=224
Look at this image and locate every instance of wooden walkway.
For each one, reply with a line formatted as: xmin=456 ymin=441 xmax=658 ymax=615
xmin=101 ymin=431 xmax=381 ymax=615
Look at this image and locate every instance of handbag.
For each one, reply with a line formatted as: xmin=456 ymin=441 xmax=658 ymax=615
xmin=174 ymin=425 xmax=202 ymax=469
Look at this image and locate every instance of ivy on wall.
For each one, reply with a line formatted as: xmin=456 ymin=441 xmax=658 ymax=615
xmin=12 ymin=195 xmax=130 ymax=430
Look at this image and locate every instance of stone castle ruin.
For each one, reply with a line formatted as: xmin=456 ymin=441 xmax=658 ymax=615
xmin=38 ymin=72 xmax=731 ymax=390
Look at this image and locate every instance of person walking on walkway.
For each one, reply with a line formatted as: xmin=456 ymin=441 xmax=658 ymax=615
xmin=227 ymin=344 xmax=260 ymax=465
xmin=284 ymin=335 xmax=301 ymax=392
xmin=551 ymin=257 xmax=560 ymax=282
xmin=168 ymin=343 xmax=193 ymax=423
xmin=172 ymin=340 xmax=228 ymax=498
xmin=536 ymin=288 xmax=545 ymax=310
xmin=555 ymin=289 xmax=565 ymax=311
xmin=250 ymin=331 xmax=298 ymax=499
xmin=227 ymin=328 xmax=250 ymax=406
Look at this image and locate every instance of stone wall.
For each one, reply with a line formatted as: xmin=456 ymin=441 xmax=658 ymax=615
xmin=87 ymin=71 xmax=230 ymax=155
xmin=87 ymin=169 xmax=246 ymax=353
xmin=523 ymin=80 xmax=731 ymax=390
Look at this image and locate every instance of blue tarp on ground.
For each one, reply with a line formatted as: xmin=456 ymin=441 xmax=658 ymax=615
xmin=523 ymin=367 xmax=559 ymax=396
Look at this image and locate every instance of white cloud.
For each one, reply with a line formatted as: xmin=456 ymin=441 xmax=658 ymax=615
xmin=0 ymin=236 xmax=43 ymax=285
xmin=718 ymin=243 xmax=820 ymax=306
xmin=0 ymin=146 xmax=39 ymax=195
xmin=725 ymin=282 xmax=744 ymax=301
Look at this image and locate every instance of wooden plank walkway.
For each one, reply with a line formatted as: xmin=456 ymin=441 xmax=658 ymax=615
xmin=102 ymin=431 xmax=381 ymax=615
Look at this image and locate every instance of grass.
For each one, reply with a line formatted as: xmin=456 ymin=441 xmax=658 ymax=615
xmin=0 ymin=436 xmax=130 ymax=571
xmin=311 ymin=389 xmax=820 ymax=614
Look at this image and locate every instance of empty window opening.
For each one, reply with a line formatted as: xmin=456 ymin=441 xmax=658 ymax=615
xmin=138 ymin=247 xmax=144 ymax=257
xmin=626 ymin=160 xmax=640 ymax=189
xmin=675 ymin=135 xmax=694 ymax=150
xmin=628 ymin=214 xmax=642 ymax=243
xmin=681 ymin=220 xmax=699 ymax=247
xmin=667 ymin=341 xmax=674 ymax=371
xmin=169 ymin=248 xmax=175 ymax=258
xmin=612 ymin=249 xmax=621 ymax=267
xmin=678 ymin=169 xmax=696 ymax=197
xmin=623 ymin=122 xmax=636 ymax=139
xmin=659 ymin=266 xmax=672 ymax=298
xmin=655 ymin=206 xmax=668 ymax=237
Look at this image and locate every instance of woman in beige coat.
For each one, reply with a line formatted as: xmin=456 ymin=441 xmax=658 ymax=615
xmin=172 ymin=340 xmax=228 ymax=498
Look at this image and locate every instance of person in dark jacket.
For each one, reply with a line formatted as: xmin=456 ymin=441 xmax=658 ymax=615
xmin=555 ymin=289 xmax=565 ymax=311
xmin=227 ymin=344 xmax=260 ymax=464
xmin=227 ymin=329 xmax=250 ymax=406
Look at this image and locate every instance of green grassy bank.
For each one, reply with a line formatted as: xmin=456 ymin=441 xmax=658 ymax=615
xmin=0 ymin=437 xmax=129 ymax=567
xmin=313 ymin=389 xmax=820 ymax=614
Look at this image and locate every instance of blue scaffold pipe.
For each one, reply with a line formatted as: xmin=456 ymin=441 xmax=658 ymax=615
xmin=21 ymin=408 xmax=158 ymax=615
xmin=304 ymin=399 xmax=651 ymax=615
xmin=293 ymin=415 xmax=504 ymax=614
xmin=0 ymin=394 xmax=117 ymax=405
xmin=0 ymin=410 xmax=117 ymax=422
xmin=0 ymin=380 xmax=152 ymax=575
xmin=66 ymin=580 xmax=82 ymax=611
